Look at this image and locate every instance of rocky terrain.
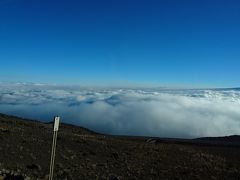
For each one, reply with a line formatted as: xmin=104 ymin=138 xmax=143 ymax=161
xmin=0 ymin=113 xmax=240 ymax=179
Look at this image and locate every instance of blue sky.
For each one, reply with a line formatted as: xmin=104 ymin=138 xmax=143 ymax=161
xmin=0 ymin=0 xmax=240 ymax=87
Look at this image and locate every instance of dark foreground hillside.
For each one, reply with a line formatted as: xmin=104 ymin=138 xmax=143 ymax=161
xmin=0 ymin=113 xmax=240 ymax=180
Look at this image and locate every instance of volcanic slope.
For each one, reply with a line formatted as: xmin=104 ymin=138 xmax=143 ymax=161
xmin=0 ymin=113 xmax=240 ymax=179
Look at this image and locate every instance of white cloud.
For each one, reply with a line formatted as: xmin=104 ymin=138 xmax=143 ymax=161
xmin=0 ymin=83 xmax=240 ymax=138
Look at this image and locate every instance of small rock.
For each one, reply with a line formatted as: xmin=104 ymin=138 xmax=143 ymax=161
xmin=24 ymin=176 xmax=31 ymax=180
xmin=5 ymin=169 xmax=10 ymax=174
xmin=109 ymin=175 xmax=120 ymax=180
xmin=146 ymin=138 xmax=157 ymax=144
xmin=0 ymin=175 xmax=6 ymax=180
xmin=26 ymin=164 xmax=41 ymax=171
xmin=112 ymin=152 xmax=119 ymax=159
xmin=92 ymin=164 xmax=97 ymax=169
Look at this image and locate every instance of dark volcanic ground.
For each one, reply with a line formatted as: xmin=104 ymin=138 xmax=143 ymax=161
xmin=0 ymin=113 xmax=240 ymax=180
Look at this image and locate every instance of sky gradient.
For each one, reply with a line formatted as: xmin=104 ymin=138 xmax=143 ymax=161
xmin=0 ymin=0 xmax=240 ymax=87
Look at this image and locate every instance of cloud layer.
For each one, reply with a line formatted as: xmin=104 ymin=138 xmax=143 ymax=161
xmin=0 ymin=83 xmax=240 ymax=138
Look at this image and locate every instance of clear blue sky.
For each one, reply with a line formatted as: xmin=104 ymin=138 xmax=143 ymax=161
xmin=0 ymin=0 xmax=240 ymax=87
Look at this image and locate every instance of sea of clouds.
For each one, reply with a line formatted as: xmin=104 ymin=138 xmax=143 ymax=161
xmin=0 ymin=83 xmax=240 ymax=138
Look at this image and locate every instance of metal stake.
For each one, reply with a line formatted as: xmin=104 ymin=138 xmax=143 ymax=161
xmin=49 ymin=116 xmax=60 ymax=180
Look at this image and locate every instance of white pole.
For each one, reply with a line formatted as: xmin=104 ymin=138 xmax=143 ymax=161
xmin=49 ymin=116 xmax=60 ymax=180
